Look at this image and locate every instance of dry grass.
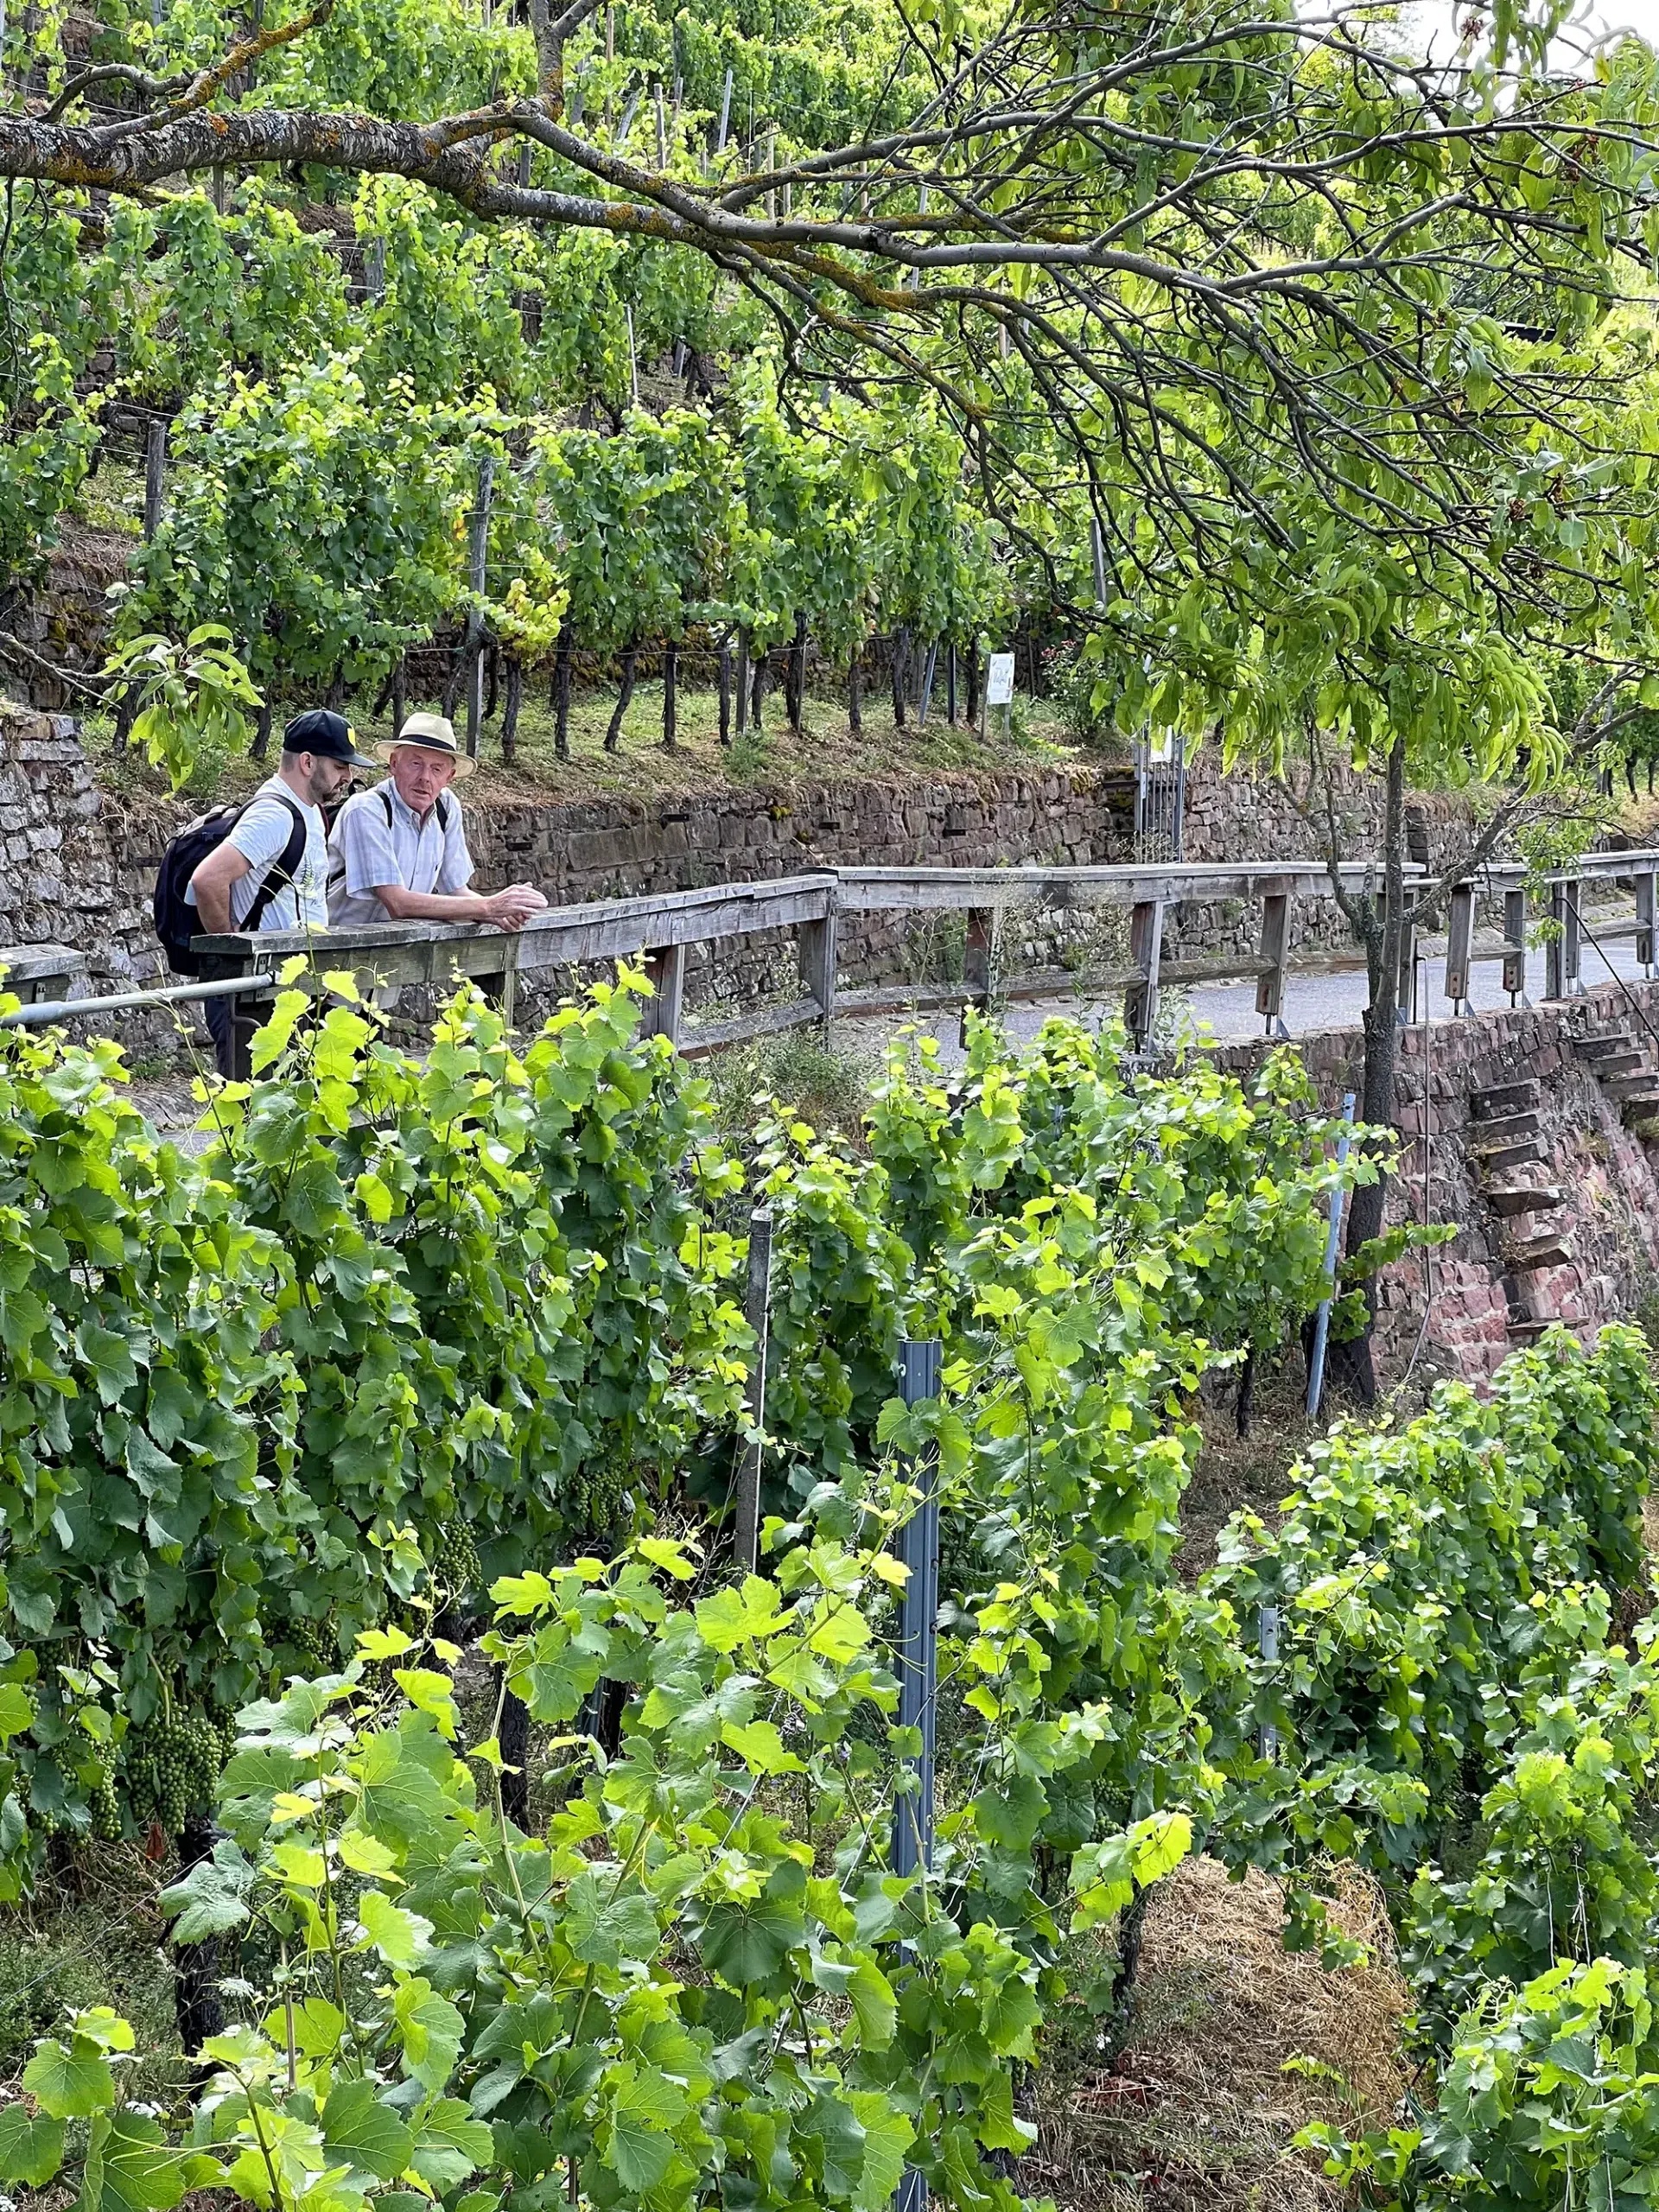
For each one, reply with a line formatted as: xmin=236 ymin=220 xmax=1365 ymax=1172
xmin=1178 ymin=1357 xmax=1319 ymax=1585
xmin=1029 ymin=1857 xmax=1414 ymax=2212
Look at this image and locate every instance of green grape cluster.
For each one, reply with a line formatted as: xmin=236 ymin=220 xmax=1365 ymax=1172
xmin=90 ymin=1774 xmax=122 ymax=1841
xmin=430 ymin=1516 xmax=482 ymax=1604
xmin=123 ymin=1707 xmax=225 ymax=1838
xmin=289 ymin=1615 xmax=340 ymax=1673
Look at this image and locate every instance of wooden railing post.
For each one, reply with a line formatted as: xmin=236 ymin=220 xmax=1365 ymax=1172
xmin=1445 ymin=880 xmax=1475 ymax=1013
xmin=798 ymin=905 xmax=838 ymax=1046
xmin=1503 ymin=886 xmax=1528 ymax=1000
xmin=1124 ymin=897 xmax=1162 ymax=1048
xmin=1638 ymin=869 xmax=1657 ymax=976
xmin=959 ymin=906 xmax=998 ymax=1046
xmin=640 ymin=943 xmax=685 ymax=1042
xmin=1255 ymin=891 xmax=1289 ymax=1035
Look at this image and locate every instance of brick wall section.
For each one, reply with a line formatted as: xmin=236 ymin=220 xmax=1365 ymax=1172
xmin=1212 ymin=981 xmax=1659 ymax=1383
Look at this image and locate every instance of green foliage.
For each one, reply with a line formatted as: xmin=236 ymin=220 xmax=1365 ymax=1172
xmin=0 ymin=968 xmax=747 ymax=1861
xmin=100 ymin=622 xmax=262 ymax=791
xmin=0 ymin=1525 xmax=1177 ymax=2212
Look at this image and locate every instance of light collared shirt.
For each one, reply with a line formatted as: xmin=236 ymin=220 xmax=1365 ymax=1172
xmin=327 ymin=779 xmax=474 ymax=927
xmin=184 ymin=777 xmax=328 ymax=931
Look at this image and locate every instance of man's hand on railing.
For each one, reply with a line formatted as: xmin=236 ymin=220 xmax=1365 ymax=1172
xmin=482 ymin=885 xmax=549 ymax=931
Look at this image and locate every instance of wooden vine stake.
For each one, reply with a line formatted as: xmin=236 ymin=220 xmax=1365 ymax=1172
xmin=465 ymin=453 xmax=493 ymax=760
xmin=143 ymin=417 xmax=167 ymax=541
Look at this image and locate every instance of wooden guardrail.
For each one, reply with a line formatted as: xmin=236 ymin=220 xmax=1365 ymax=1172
xmin=176 ymin=857 xmax=1428 ymax=1073
xmin=7 ymin=849 xmax=1659 ymax=1065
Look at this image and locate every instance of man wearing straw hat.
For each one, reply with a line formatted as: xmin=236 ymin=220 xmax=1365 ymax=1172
xmin=327 ymin=712 xmax=546 ymax=931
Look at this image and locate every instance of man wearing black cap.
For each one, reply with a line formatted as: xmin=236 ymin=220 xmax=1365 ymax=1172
xmin=186 ymin=709 xmax=376 ymax=1074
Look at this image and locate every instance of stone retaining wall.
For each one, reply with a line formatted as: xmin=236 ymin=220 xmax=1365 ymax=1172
xmin=0 ymin=701 xmax=1477 ymax=1038
xmin=1212 ymin=982 xmax=1659 ymax=1384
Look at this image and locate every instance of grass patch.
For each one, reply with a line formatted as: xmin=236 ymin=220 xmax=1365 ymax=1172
xmin=0 ymin=1847 xmax=179 ymax=2092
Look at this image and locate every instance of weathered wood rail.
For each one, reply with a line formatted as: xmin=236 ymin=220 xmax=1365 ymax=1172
xmin=5 ymin=849 xmax=1659 ymax=1065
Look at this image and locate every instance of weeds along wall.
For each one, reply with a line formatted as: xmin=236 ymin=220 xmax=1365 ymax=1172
xmin=3 ymin=976 xmax=1658 ymax=2212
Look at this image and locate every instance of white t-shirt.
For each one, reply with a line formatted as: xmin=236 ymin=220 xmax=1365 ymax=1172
xmin=185 ymin=778 xmax=329 ymax=931
xmin=327 ymin=779 xmax=474 ymax=928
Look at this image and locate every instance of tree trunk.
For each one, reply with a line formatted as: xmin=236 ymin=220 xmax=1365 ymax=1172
xmin=390 ymin=656 xmax=405 ymax=741
xmin=1333 ymin=723 xmax=1408 ymax=1408
xmin=750 ymin=647 xmax=772 ymax=733
xmin=891 ymin=627 xmax=909 ymax=729
xmin=554 ymin=628 xmax=572 ymax=760
xmin=735 ymin=629 xmax=750 ymax=739
xmin=485 ymin=643 xmax=499 ymax=721
xmin=718 ymin=634 xmax=732 ymax=745
xmin=947 ymin=642 xmax=957 ymax=726
xmin=965 ymin=645 xmax=981 ymax=726
xmin=849 ymin=649 xmax=861 ymax=734
xmin=173 ymin=1812 xmax=228 ymax=2056
xmin=662 ymin=638 xmax=677 ymax=750
xmin=605 ymin=642 xmax=638 ymax=753
xmin=786 ymin=610 xmax=806 ymax=734
xmin=327 ymin=661 xmax=346 ymax=710
xmin=250 ymin=697 xmax=273 ymax=760
xmin=501 ymin=656 xmax=522 ymax=762
xmin=492 ymin=1662 xmax=531 ymax=1827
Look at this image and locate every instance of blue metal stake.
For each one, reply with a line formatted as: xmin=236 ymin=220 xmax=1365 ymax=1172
xmin=1305 ymin=1093 xmax=1357 ymax=1421
xmin=891 ymin=1337 xmax=941 ymax=2212
xmin=891 ymin=1337 xmax=942 ymax=1880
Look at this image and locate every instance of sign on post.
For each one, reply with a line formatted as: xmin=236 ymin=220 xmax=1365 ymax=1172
xmin=984 ymin=652 xmax=1014 ymax=706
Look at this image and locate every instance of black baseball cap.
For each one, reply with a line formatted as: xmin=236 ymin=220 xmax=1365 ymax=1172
xmin=283 ymin=709 xmax=377 ymax=767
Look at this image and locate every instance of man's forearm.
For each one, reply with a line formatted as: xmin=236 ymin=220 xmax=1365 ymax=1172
xmin=371 ymin=886 xmax=493 ymax=923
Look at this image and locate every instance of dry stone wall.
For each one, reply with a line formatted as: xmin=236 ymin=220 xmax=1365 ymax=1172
xmin=0 ymin=701 xmax=1474 ymax=1033
xmin=1212 ymin=982 xmax=1659 ymax=1386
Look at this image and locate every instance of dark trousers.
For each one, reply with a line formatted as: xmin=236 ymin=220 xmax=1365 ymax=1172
xmin=203 ymin=992 xmax=257 ymax=1081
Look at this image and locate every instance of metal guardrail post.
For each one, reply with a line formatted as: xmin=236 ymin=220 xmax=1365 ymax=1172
xmin=1503 ymin=887 xmax=1529 ymax=1001
xmin=1124 ymin=898 xmax=1162 ymax=1048
xmin=1255 ymin=891 xmax=1289 ymax=1037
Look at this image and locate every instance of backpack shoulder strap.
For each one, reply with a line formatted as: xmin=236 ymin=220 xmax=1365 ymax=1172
xmin=381 ymin=785 xmax=395 ymax=828
xmin=435 ymin=793 xmax=452 ymax=835
xmin=243 ymin=794 xmax=308 ymax=931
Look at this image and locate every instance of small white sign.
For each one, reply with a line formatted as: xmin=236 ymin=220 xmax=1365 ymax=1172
xmin=985 ymin=652 xmax=1015 ymax=707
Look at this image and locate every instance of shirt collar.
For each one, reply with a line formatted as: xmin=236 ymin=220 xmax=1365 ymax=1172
xmin=385 ymin=778 xmax=443 ymax=831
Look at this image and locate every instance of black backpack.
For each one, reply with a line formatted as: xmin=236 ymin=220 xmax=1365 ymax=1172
xmin=153 ymin=794 xmax=308 ymax=976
